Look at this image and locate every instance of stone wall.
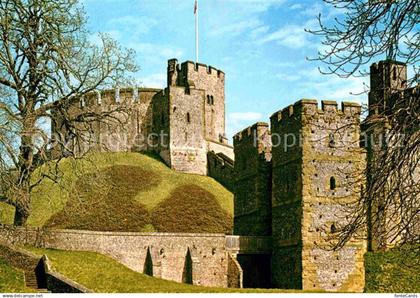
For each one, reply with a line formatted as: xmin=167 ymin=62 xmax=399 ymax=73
xmin=51 ymin=87 xmax=162 ymax=156
xmin=270 ymin=103 xmax=304 ymax=289
xmin=0 ymin=240 xmax=90 ymax=293
xmin=151 ymin=89 xmax=171 ymax=165
xmin=51 ymin=58 xmax=230 ymax=177
xmin=207 ymin=151 xmax=235 ymax=192
xmin=0 ymin=226 xmax=230 ymax=288
xmin=364 ymin=60 xmax=419 ymax=250
xmin=42 ymin=255 xmax=92 ymax=293
xmin=168 ymin=59 xmax=226 ymax=143
xmin=207 ymin=141 xmax=234 ymax=160
xmin=227 ymin=253 xmax=243 ymax=288
xmin=270 ymin=99 xmax=366 ymax=292
xmin=233 ymin=123 xmax=272 ymax=236
xmin=167 ymin=86 xmax=208 ymax=175
xmin=368 ymin=60 xmax=407 ymax=116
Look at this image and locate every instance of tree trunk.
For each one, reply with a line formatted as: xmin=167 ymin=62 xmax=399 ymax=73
xmin=13 ymin=191 xmax=31 ymax=226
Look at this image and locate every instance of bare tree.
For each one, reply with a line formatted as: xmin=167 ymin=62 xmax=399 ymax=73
xmin=307 ymin=0 xmax=419 ymax=250
xmin=0 ymin=0 xmax=136 ymax=226
xmin=307 ymin=0 xmax=419 ymax=79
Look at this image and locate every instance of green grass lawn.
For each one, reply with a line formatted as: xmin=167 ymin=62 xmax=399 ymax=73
xmin=0 ymin=152 xmax=233 ymax=233
xmin=0 ymin=258 xmax=33 ymax=293
xmin=365 ymin=245 xmax=420 ymax=293
xmin=25 ymin=246 xmax=301 ymax=293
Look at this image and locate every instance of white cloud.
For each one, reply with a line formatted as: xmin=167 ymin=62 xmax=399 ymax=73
xmin=222 ymin=0 xmax=287 ymax=14
xmin=108 ymin=15 xmax=158 ymax=36
xmin=249 ymin=25 xmax=270 ymax=40
xmin=300 ymin=2 xmax=324 ymax=17
xmin=210 ymin=19 xmax=262 ymax=37
xmin=276 ymin=73 xmax=301 ymax=81
xmin=258 ymin=24 xmax=308 ymax=48
xmin=127 ymin=42 xmax=184 ymax=61
xmin=296 ymin=68 xmax=369 ymax=102
xmin=289 ymin=3 xmax=303 ymax=10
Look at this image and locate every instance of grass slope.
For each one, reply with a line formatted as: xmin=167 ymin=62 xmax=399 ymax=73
xmin=0 ymin=258 xmax=32 ymax=293
xmin=0 ymin=153 xmax=233 ymax=233
xmin=365 ymin=246 xmax=420 ymax=293
xmin=25 ymin=246 xmax=301 ymax=293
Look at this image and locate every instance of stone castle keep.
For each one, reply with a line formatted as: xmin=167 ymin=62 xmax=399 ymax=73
xmin=17 ymin=59 xmax=414 ymax=292
xmin=52 ymin=59 xmax=234 ymax=175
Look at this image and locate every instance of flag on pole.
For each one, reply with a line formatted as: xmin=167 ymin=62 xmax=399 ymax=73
xmin=194 ymin=0 xmax=199 ymax=63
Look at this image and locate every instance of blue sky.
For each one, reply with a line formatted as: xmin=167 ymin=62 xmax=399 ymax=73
xmin=83 ymin=0 xmax=370 ymax=141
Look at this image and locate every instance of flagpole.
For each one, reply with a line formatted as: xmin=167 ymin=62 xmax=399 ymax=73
xmin=195 ymin=0 xmax=199 ymax=63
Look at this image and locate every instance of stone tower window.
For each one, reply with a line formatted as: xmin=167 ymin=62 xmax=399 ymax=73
xmin=331 ymin=223 xmax=337 ymax=233
xmin=80 ymin=97 xmax=85 ymax=108
xmin=330 ymin=177 xmax=336 ymax=190
xmin=329 ymin=133 xmax=335 ymax=147
xmin=207 ymin=95 xmax=215 ymax=105
xmin=186 ymin=112 xmax=191 ymax=123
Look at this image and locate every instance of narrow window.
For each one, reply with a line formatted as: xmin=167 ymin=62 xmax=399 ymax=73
xmin=329 ymin=133 xmax=335 ymax=147
xmin=186 ymin=112 xmax=191 ymax=123
xmin=392 ymin=67 xmax=397 ymax=81
xmin=115 ymin=88 xmax=120 ymax=103
xmin=330 ymin=177 xmax=336 ymax=190
xmin=331 ymin=223 xmax=337 ymax=233
xmin=207 ymin=95 xmax=210 ymax=104
xmin=211 ymin=96 xmax=214 ymax=105
xmin=96 ymin=90 xmax=102 ymax=105
xmin=80 ymin=97 xmax=85 ymax=108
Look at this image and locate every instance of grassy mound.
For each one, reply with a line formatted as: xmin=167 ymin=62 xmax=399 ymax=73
xmin=365 ymin=245 xmax=420 ymax=293
xmin=46 ymin=166 xmax=156 ymax=231
xmin=152 ymin=185 xmax=232 ymax=233
xmin=0 ymin=258 xmax=32 ymax=293
xmin=24 ymin=246 xmax=300 ymax=293
xmin=0 ymin=153 xmax=233 ymax=233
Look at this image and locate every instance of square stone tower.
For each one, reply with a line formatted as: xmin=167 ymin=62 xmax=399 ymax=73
xmin=233 ymin=122 xmax=272 ymax=236
xmin=152 ymin=59 xmax=232 ymax=175
xmin=363 ymin=60 xmax=418 ymax=250
xmin=368 ymin=60 xmax=407 ymax=116
xmin=270 ymin=100 xmax=366 ymax=292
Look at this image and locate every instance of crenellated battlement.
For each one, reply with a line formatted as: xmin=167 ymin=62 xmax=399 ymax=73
xmin=233 ymin=122 xmax=269 ymax=143
xmin=168 ymin=59 xmax=225 ymax=90
xmin=75 ymin=87 xmax=163 ymax=108
xmin=233 ymin=122 xmax=271 ymax=160
xmin=270 ymin=99 xmax=361 ymax=125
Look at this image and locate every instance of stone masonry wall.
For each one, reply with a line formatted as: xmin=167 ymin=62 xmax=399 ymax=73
xmin=270 ymin=103 xmax=304 ymax=289
xmin=300 ymin=100 xmax=366 ymax=292
xmin=233 ymin=123 xmax=272 ymax=237
xmin=51 ymin=87 xmax=162 ymax=155
xmin=52 ymin=59 xmax=230 ymax=177
xmin=168 ymin=86 xmax=208 ymax=175
xmin=270 ymin=99 xmax=366 ymax=292
xmin=207 ymin=141 xmax=234 ymax=160
xmin=151 ymin=89 xmax=171 ymax=165
xmin=0 ymin=226 xmax=229 ymax=288
xmin=168 ymin=59 xmax=226 ymax=143
xmin=368 ymin=60 xmax=407 ymax=115
xmin=207 ymin=151 xmax=235 ymax=192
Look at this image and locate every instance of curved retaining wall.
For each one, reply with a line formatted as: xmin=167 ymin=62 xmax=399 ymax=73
xmin=0 ymin=225 xmax=230 ymax=288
